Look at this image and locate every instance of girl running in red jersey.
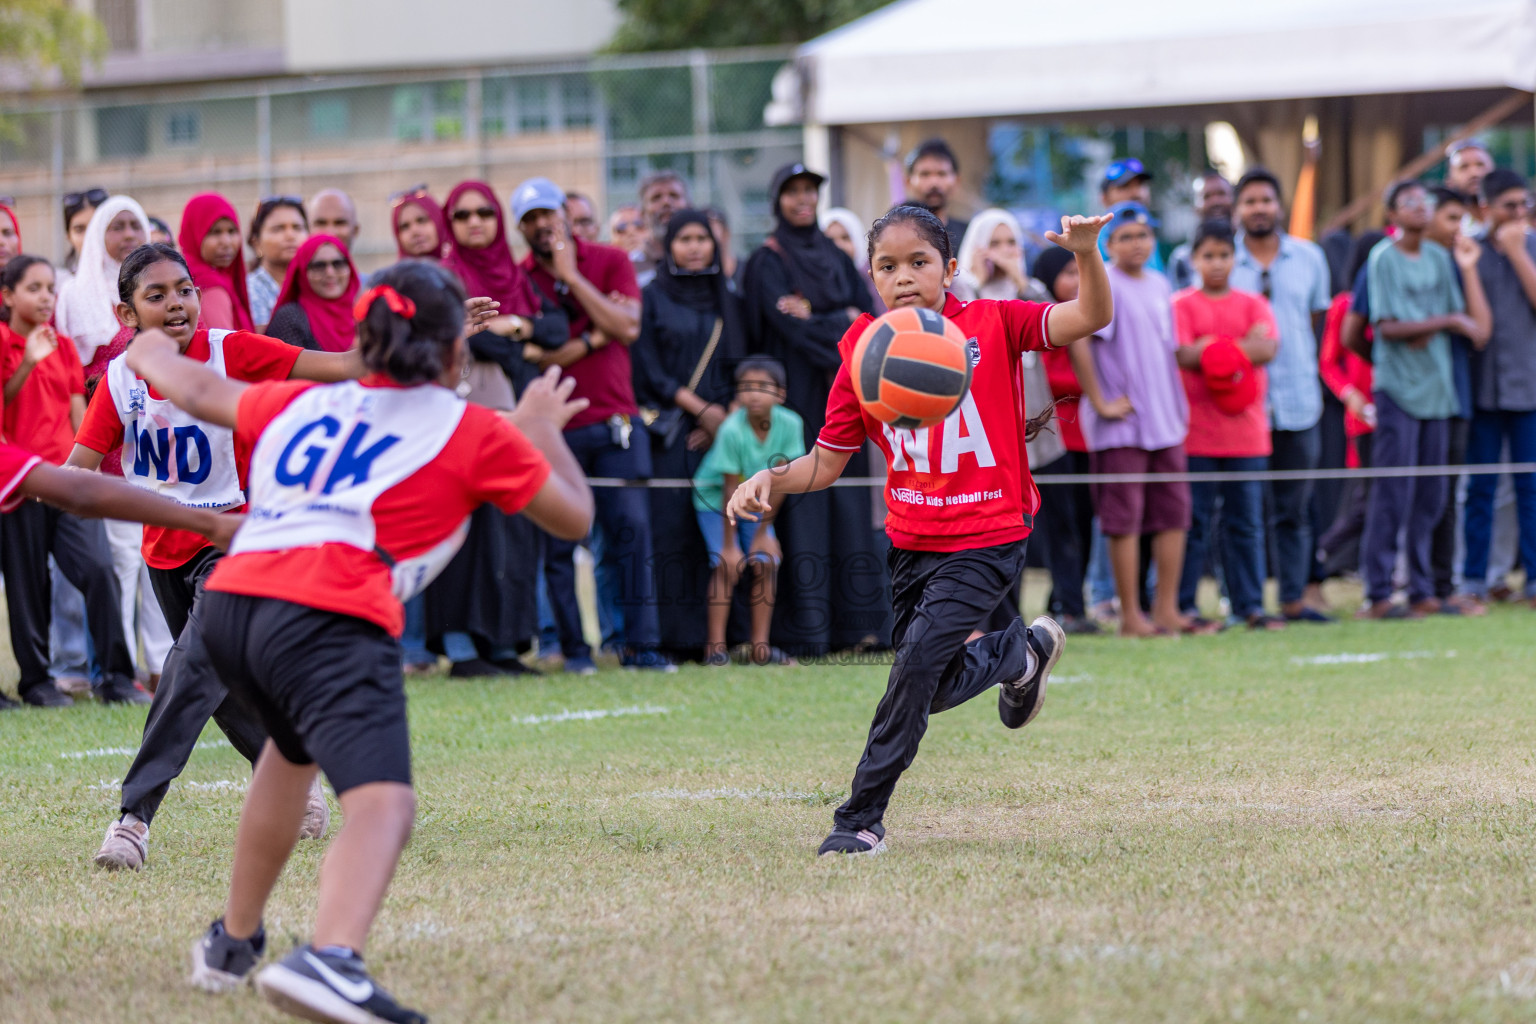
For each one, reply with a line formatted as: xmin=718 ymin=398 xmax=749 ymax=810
xmin=728 ymin=204 xmax=1114 ymax=856
xmin=127 ymin=259 xmax=592 ymax=1024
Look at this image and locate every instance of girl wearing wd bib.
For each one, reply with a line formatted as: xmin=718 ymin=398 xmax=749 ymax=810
xmin=71 ymin=243 xmax=376 ymax=871
xmin=728 ymin=206 xmax=1114 ymax=856
xmin=126 ymin=261 xmax=593 ymax=1024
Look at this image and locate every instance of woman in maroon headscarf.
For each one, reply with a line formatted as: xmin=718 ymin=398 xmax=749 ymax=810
xmin=177 ymin=193 xmax=253 ymax=331
xmin=426 ymin=180 xmax=569 ymax=678
xmin=391 ymin=187 xmax=450 ymax=262
xmin=0 ymin=202 xmax=20 ymax=322
xmin=266 ymin=234 xmax=360 ymax=352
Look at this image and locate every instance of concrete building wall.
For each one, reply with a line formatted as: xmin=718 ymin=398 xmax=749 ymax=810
xmin=282 ymin=0 xmax=620 ymax=73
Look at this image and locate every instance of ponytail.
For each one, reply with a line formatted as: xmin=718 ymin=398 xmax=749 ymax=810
xmin=355 ymin=260 xmax=466 ymax=386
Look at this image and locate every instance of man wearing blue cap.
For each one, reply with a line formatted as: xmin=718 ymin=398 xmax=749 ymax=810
xmin=513 ymin=176 xmax=675 ymax=672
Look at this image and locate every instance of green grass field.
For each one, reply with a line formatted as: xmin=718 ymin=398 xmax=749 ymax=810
xmin=4 ymin=585 xmax=1536 ymax=1023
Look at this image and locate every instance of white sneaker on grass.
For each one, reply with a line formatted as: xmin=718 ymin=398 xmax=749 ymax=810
xmin=94 ymin=817 xmax=148 ymax=871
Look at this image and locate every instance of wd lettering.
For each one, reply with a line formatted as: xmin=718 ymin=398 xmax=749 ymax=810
xmin=133 ymin=422 xmax=213 ymax=484
xmin=275 ymin=416 xmax=402 ymax=493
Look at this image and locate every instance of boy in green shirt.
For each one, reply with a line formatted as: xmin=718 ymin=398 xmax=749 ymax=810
xmin=693 ymin=357 xmax=805 ymax=665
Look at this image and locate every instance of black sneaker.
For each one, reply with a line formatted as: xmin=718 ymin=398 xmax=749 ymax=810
xmin=189 ymin=918 xmax=267 ymax=993
xmin=256 ymin=945 xmax=427 ymax=1024
xmin=20 ymin=685 xmax=72 ymax=708
xmin=96 ymin=681 xmax=153 ymax=705
xmin=999 ymin=615 xmax=1064 ymax=730
xmin=817 ymin=824 xmax=886 ymax=856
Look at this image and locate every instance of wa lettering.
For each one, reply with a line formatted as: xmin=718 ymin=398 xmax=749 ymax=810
xmin=939 ymin=392 xmax=995 ymax=474
xmin=882 ymin=392 xmax=994 ymax=476
xmin=275 ymin=416 xmax=401 ymax=493
xmin=133 ymin=423 xmax=213 ymax=484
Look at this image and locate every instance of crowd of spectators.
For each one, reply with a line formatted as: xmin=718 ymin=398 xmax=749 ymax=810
xmin=1 ymin=132 xmax=1534 ymax=702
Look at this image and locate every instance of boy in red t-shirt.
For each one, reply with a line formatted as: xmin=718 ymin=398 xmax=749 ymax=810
xmin=1171 ymin=220 xmax=1283 ymax=629
xmin=729 ymin=205 xmax=1114 ymax=856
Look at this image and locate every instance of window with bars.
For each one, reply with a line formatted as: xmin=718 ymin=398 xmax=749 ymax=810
xmin=165 ymin=108 xmax=202 ymax=147
xmin=391 ymin=83 xmax=465 ymax=143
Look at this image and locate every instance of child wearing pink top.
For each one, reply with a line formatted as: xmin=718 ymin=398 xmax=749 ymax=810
xmin=1172 ymin=220 xmax=1282 ymax=629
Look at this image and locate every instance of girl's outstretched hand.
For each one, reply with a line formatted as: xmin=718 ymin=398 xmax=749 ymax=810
xmin=1045 ymin=214 xmax=1114 ymax=254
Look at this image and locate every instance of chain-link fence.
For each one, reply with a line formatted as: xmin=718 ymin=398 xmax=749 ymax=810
xmin=0 ymin=46 xmax=802 ymax=271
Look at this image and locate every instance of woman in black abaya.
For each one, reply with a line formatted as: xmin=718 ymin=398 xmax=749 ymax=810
xmin=632 ymin=210 xmax=743 ymax=656
xmin=741 ymin=163 xmax=891 ymax=654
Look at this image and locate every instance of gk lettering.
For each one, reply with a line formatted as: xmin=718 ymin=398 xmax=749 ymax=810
xmin=275 ymin=416 xmax=401 ymax=494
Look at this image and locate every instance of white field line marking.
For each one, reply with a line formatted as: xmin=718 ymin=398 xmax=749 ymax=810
xmin=88 ymin=779 xmax=122 ymax=792
xmin=61 ymin=739 xmax=231 ymax=760
xmin=183 ymin=779 xmax=247 ymax=793
xmin=1146 ymin=799 xmax=1411 ymax=817
xmin=1290 ymin=650 xmax=1456 ymax=666
xmin=1500 ymin=957 xmax=1536 ymax=998
xmin=641 ymin=787 xmax=821 ymax=801
xmin=514 ymin=704 xmax=670 ymax=725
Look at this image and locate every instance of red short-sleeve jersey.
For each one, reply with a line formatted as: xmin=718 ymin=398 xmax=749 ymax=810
xmin=207 ymin=378 xmax=552 ymax=636
xmin=0 ymin=441 xmax=42 ymax=512
xmin=73 ymin=329 xmax=302 ymax=568
xmin=522 ymin=239 xmax=641 ymax=429
xmin=817 ymin=293 xmax=1056 ymax=552
xmin=1 ymin=323 xmax=86 ymax=464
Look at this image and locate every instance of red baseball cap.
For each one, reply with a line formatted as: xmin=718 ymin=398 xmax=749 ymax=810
xmin=1200 ymin=339 xmax=1260 ymax=415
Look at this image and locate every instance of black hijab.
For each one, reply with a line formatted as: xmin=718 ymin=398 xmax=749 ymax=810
xmin=766 ymin=162 xmax=851 ymax=311
xmin=654 ymin=208 xmax=745 ymax=367
xmin=657 ymin=209 xmax=727 ymax=313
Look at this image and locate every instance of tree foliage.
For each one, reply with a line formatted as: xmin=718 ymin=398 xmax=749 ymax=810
xmin=606 ymin=0 xmax=890 ymax=52
xmin=0 ymin=0 xmax=106 ymax=86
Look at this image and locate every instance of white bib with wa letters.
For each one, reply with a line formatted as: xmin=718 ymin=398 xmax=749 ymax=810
xmin=234 ymin=382 xmax=469 ymax=600
xmin=105 ymin=329 xmax=244 ymax=511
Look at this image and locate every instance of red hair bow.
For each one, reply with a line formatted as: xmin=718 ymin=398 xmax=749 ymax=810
xmin=353 ymin=285 xmax=417 ymax=323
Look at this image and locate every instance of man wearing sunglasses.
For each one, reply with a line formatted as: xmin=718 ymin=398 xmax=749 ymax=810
xmin=1229 ymin=168 xmax=1334 ymax=623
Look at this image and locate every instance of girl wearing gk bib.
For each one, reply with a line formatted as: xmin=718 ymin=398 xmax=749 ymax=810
xmin=728 ymin=206 xmax=1115 ymax=856
xmin=70 ymin=243 xmax=372 ymax=870
xmin=127 ymin=261 xmax=593 ymax=1024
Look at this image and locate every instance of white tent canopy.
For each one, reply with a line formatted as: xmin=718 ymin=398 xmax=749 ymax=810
xmin=797 ymin=0 xmax=1536 ymax=125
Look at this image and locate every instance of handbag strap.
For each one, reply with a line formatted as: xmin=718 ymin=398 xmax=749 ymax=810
xmin=686 ymin=317 xmax=724 ymax=394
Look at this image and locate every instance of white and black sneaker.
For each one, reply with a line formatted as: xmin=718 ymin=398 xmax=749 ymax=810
xmin=189 ymin=918 xmax=267 ymax=993
xmin=999 ymin=615 xmax=1064 ymax=730
xmin=256 ymin=945 xmax=427 ymax=1024
xmin=817 ymin=823 xmax=886 ymax=856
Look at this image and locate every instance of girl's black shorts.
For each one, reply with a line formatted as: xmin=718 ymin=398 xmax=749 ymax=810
xmin=200 ymin=591 xmax=411 ymax=795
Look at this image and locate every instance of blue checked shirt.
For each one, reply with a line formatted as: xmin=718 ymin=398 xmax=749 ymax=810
xmin=1231 ymin=231 xmax=1331 ymax=432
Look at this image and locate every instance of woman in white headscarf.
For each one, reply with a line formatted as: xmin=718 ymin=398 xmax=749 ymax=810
xmin=819 ymin=206 xmax=882 ymax=312
xmin=955 ymin=206 xmax=1037 ymax=303
xmin=55 ymin=195 xmax=149 ymax=367
xmin=53 ymin=194 xmax=172 ymax=688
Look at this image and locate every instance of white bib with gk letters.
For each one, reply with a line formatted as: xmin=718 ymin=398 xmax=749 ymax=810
xmin=105 ymin=329 xmax=244 ymax=511
xmin=234 ymin=381 xmax=469 ymax=601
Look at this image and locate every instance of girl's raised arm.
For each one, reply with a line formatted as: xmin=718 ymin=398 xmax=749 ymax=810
xmin=1043 ymin=214 xmax=1115 ymax=346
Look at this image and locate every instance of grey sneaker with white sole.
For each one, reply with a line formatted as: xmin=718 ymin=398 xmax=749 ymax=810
xmin=189 ymin=918 xmax=266 ymax=993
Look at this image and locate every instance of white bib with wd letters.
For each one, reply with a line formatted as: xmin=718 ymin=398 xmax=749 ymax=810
xmin=105 ymin=329 xmax=244 ymax=511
